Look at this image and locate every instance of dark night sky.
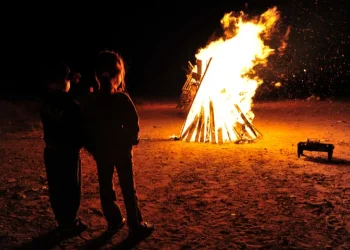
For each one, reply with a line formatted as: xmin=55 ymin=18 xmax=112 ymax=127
xmin=2 ymin=0 xmax=348 ymax=99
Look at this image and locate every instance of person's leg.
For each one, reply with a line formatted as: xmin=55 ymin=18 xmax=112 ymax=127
xmin=116 ymin=149 xmax=154 ymax=237
xmin=96 ymin=158 xmax=124 ymax=225
xmin=115 ymin=150 xmax=143 ymax=228
xmin=63 ymin=151 xmax=82 ymax=223
xmin=44 ymin=148 xmax=85 ymax=231
xmin=44 ymin=147 xmax=64 ymax=223
xmin=44 ymin=148 xmax=76 ymax=225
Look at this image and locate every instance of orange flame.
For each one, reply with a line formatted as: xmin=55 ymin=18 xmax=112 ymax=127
xmin=180 ymin=7 xmax=280 ymax=143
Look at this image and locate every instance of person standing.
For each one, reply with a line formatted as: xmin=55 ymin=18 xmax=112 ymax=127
xmin=39 ymin=61 xmax=87 ymax=236
xmin=82 ymin=50 xmax=154 ymax=238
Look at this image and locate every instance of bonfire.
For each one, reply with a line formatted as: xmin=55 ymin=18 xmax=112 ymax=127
xmin=180 ymin=7 xmax=282 ymax=144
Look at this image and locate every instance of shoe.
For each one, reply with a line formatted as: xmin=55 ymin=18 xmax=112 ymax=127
xmin=107 ymin=217 xmax=126 ymax=233
xmin=58 ymin=219 xmax=88 ymax=237
xmin=128 ymin=221 xmax=154 ymax=239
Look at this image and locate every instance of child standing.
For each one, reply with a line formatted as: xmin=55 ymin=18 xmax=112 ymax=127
xmin=83 ymin=50 xmax=154 ymax=238
xmin=39 ymin=61 xmax=87 ymax=235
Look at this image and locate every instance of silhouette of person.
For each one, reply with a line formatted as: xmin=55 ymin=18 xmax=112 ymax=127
xmin=82 ymin=50 xmax=154 ymax=238
xmin=39 ymin=61 xmax=87 ymax=236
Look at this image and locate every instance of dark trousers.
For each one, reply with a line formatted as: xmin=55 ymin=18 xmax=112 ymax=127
xmin=95 ymin=149 xmax=142 ymax=228
xmin=44 ymin=147 xmax=81 ymax=225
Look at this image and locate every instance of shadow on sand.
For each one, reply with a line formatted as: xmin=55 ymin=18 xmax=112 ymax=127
xmin=80 ymin=231 xmax=152 ymax=250
xmin=11 ymin=228 xmax=73 ymax=250
xmin=303 ymin=155 xmax=350 ymax=166
xmin=12 ymin=229 xmax=152 ymax=250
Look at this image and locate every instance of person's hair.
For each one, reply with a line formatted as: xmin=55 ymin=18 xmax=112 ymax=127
xmin=46 ymin=61 xmax=70 ymax=82
xmin=95 ymin=50 xmax=126 ymax=94
xmin=40 ymin=61 xmax=70 ymax=92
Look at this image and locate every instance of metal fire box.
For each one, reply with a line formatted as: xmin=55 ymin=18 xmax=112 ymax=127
xmin=297 ymin=139 xmax=335 ymax=161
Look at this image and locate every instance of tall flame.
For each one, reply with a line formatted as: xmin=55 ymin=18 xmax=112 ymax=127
xmin=180 ymin=7 xmax=280 ymax=143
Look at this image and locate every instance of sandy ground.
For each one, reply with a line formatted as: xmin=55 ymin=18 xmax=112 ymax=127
xmin=0 ymin=99 xmax=349 ymax=250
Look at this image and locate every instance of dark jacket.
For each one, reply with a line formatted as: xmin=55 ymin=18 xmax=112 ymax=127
xmin=40 ymin=90 xmax=83 ymax=152
xmin=82 ymin=92 xmax=139 ymax=160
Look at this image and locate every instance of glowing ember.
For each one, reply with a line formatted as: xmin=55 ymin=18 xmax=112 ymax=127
xmin=180 ymin=7 xmax=281 ymax=143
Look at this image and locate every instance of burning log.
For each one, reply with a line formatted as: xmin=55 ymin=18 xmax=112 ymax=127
xmin=218 ymin=128 xmax=223 ymax=144
xmin=194 ymin=106 xmax=205 ymax=142
xmin=209 ymin=99 xmax=216 ymax=143
xmin=224 ymin=124 xmax=232 ymax=141
xmin=205 ymin=116 xmax=210 ymax=143
xmin=180 ymin=113 xmax=198 ymax=141
xmin=233 ymin=104 xmax=263 ymax=139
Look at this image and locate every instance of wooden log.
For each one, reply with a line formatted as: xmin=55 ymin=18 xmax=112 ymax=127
xmin=200 ymin=58 xmax=212 ymax=87
xmin=199 ymin=106 xmax=206 ymax=142
xmin=232 ymin=125 xmax=242 ymax=140
xmin=191 ymin=72 xmax=201 ymax=81
xmin=199 ymin=110 xmax=206 ymax=142
xmin=180 ymin=114 xmax=199 ymax=141
xmin=199 ymin=123 xmax=205 ymax=142
xmin=188 ymin=61 xmax=194 ymax=70
xmin=185 ymin=115 xmax=199 ymax=142
xmin=197 ymin=59 xmax=202 ymax=76
xmin=217 ymin=127 xmax=223 ymax=144
xmin=194 ymin=106 xmax=204 ymax=142
xmin=224 ymin=124 xmax=232 ymax=142
xmin=234 ymin=104 xmax=263 ymax=138
xmin=209 ymin=100 xmax=216 ymax=143
xmin=205 ymin=116 xmax=210 ymax=143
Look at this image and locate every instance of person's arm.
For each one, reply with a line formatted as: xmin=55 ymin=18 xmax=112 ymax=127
xmin=70 ymin=101 xmax=85 ymax=151
xmin=79 ymin=96 xmax=96 ymax=154
xmin=120 ymin=93 xmax=140 ymax=145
